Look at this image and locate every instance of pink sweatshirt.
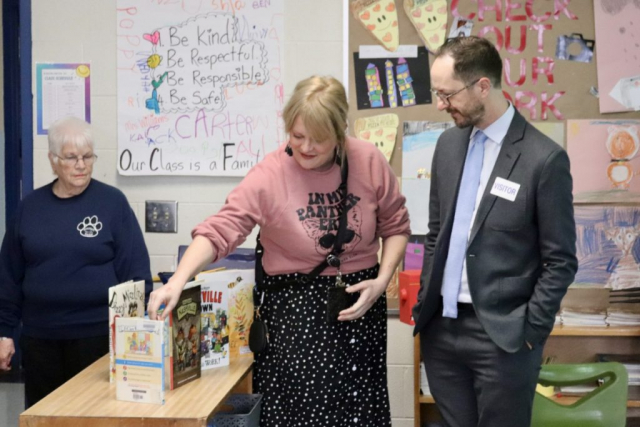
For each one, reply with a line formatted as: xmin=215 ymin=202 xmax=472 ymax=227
xmin=192 ymin=137 xmax=410 ymax=276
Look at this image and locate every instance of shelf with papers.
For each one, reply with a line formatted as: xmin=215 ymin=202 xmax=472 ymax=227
xmin=419 ymin=395 xmax=434 ymax=404
xmin=414 ymin=327 xmax=640 ymax=426
xmin=417 ymin=381 xmax=640 ymax=407
xmin=550 ymin=325 xmax=640 ymax=336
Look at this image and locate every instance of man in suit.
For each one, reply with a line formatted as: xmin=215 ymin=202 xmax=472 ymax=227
xmin=412 ymin=36 xmax=577 ymax=427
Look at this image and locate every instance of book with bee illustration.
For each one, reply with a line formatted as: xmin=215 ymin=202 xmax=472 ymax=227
xmin=108 ymin=280 xmax=145 ymax=383
xmin=198 ymin=274 xmax=230 ymax=369
xmin=197 ymin=269 xmax=254 ymax=359
xmin=114 ymin=317 xmax=165 ymax=404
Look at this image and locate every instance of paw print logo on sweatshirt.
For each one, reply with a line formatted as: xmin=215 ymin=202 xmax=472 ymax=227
xmin=77 ymin=215 xmax=103 ymax=238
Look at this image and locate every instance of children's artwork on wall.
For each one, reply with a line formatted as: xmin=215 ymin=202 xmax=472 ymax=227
xmin=353 ymin=47 xmax=432 ymax=110
xmin=555 ymin=33 xmax=595 ymax=63
xmin=448 ymin=16 xmax=473 ymax=39
xmin=365 ymin=63 xmax=385 ymax=107
xmin=403 ymin=0 xmax=448 ymax=53
xmin=567 ymin=119 xmax=640 ymax=203
xmin=401 ymin=121 xmax=454 ymax=234
xmin=384 ymin=60 xmax=399 ymax=107
xmin=575 ymin=206 xmax=640 ymax=289
xmin=352 ymin=0 xmax=400 ymax=52
xmin=353 ymin=113 xmax=399 ymax=162
xmin=531 ymin=122 xmax=565 ymax=148
xmin=594 ymin=0 xmax=640 ymax=112
xmin=395 ymin=58 xmax=416 ymax=106
xmin=116 ymin=1 xmax=284 ymax=176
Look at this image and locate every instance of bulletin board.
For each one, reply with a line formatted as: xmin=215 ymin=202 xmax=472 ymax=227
xmin=347 ymin=0 xmax=638 ymax=178
xmin=346 ymin=0 xmax=640 ymax=308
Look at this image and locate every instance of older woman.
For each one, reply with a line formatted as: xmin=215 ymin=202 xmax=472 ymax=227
xmin=0 ymin=117 xmax=152 ymax=407
xmin=148 ymin=76 xmax=410 ymax=426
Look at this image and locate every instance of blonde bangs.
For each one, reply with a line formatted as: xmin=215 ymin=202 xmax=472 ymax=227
xmin=297 ymin=101 xmax=335 ymax=144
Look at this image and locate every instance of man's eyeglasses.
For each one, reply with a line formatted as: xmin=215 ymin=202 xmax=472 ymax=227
xmin=56 ymin=154 xmax=98 ymax=166
xmin=431 ymin=78 xmax=481 ymax=106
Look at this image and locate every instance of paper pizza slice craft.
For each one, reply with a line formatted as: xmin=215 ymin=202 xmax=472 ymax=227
xmin=403 ymin=0 xmax=448 ymax=53
xmin=352 ymin=0 xmax=400 ymax=52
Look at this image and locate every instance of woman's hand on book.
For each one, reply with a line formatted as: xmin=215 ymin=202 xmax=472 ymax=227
xmin=147 ymin=280 xmax=184 ymax=321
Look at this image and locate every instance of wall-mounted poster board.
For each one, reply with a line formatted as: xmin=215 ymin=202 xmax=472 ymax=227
xmin=348 ymin=0 xmax=638 ymax=178
xmin=36 ymin=63 xmax=91 ymax=135
xmin=346 ymin=0 xmax=640 ymax=307
xmin=116 ymin=1 xmax=284 ymax=176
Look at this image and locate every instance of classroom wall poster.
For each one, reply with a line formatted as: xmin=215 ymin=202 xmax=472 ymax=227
xmin=353 ymin=113 xmax=399 ymax=162
xmin=36 ymin=63 xmax=91 ymax=135
xmin=456 ymin=0 xmax=587 ymax=121
xmin=353 ymin=46 xmax=432 ymax=110
xmin=575 ymin=206 xmax=640 ymax=289
xmin=593 ymin=0 xmax=640 ymax=113
xmin=402 ymin=121 xmax=453 ymax=234
xmin=567 ymin=119 xmax=640 ymax=203
xmin=116 ymin=1 xmax=284 ymax=176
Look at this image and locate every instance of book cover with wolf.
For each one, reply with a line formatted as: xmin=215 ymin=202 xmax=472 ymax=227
xmin=108 ymin=280 xmax=145 ymax=382
xmin=170 ymin=284 xmax=202 ymax=388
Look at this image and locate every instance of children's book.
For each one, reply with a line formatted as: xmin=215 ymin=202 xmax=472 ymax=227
xmin=197 ymin=269 xmax=254 ymax=359
xmin=115 ymin=317 xmax=165 ymax=405
xmin=168 ymin=281 xmax=202 ymax=389
xmin=108 ymin=280 xmax=145 ymax=382
xmin=198 ymin=273 xmax=230 ymax=370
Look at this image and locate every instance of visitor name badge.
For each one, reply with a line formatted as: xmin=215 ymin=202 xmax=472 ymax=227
xmin=490 ymin=177 xmax=520 ymax=202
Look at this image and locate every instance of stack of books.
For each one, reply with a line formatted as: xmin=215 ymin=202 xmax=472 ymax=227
xmin=606 ymin=311 xmax=640 ymax=326
xmin=419 ymin=361 xmax=431 ymax=397
xmin=560 ymin=308 xmax=607 ymax=327
xmin=607 ymin=288 xmax=640 ymax=326
xmin=597 ymin=353 xmax=640 ymax=386
xmin=558 ymin=286 xmax=610 ymax=327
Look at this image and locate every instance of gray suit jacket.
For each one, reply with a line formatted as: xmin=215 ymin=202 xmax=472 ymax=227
xmin=412 ymin=110 xmax=578 ymax=353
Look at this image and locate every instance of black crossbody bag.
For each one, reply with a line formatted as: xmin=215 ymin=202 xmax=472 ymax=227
xmin=249 ymin=155 xmax=354 ymax=354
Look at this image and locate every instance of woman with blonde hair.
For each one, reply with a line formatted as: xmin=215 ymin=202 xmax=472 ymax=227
xmin=148 ymin=76 xmax=409 ymax=426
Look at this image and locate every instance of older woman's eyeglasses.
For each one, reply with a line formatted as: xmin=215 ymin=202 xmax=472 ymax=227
xmin=431 ymin=78 xmax=480 ymax=106
xmin=56 ymin=154 xmax=98 ymax=166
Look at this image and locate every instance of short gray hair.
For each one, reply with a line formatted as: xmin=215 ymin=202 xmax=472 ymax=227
xmin=48 ymin=117 xmax=94 ymax=157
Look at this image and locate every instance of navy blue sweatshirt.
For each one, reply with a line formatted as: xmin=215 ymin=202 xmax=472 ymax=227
xmin=0 ymin=179 xmax=152 ymax=340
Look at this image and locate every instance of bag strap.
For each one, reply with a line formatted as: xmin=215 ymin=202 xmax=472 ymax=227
xmin=255 ymin=154 xmax=350 ymax=289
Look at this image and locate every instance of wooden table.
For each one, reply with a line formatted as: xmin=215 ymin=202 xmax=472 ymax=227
xmin=20 ymin=354 xmax=253 ymax=427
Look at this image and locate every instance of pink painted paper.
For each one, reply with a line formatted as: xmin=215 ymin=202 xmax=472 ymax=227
xmin=594 ymin=0 xmax=640 ymax=113
xmin=567 ymin=119 xmax=640 ymax=203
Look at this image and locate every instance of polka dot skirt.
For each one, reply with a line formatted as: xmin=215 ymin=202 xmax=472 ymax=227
xmin=253 ymin=265 xmax=391 ymax=426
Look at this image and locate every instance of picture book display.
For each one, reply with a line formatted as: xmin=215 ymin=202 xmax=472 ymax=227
xmin=115 ymin=317 xmax=165 ymax=405
xmin=197 ymin=269 xmax=254 ymax=359
xmin=168 ymin=282 xmax=202 ymax=389
xmin=199 ymin=273 xmax=230 ymax=370
xmin=108 ymin=280 xmax=145 ymax=382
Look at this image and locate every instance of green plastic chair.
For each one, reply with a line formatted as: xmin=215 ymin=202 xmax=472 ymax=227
xmin=531 ymin=362 xmax=628 ymax=427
